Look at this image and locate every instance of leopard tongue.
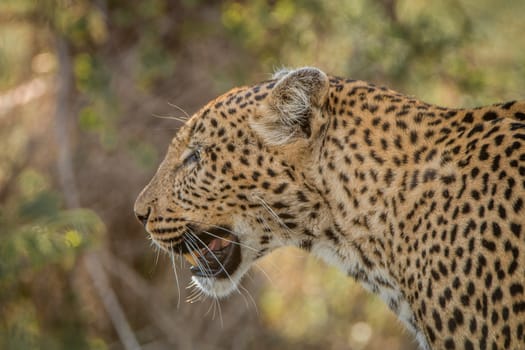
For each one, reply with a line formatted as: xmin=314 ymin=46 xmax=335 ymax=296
xmin=182 ymin=237 xmax=232 ymax=266
xmin=207 ymin=237 xmax=223 ymax=251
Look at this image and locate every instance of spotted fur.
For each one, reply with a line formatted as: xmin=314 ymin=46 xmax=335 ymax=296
xmin=135 ymin=67 xmax=525 ymax=349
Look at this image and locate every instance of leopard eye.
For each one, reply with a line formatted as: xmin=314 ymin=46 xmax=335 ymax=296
xmin=182 ymin=148 xmax=201 ymax=167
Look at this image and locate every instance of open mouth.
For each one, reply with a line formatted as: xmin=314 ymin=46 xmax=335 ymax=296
xmin=180 ymin=227 xmax=241 ymax=279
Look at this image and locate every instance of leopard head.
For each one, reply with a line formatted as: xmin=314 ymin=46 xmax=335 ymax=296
xmin=134 ymin=67 xmax=332 ymax=297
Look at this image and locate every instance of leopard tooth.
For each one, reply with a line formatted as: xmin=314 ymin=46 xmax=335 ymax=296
xmin=183 ymin=253 xmax=198 ymax=266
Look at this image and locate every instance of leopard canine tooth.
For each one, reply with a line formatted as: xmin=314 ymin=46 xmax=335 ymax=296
xmin=183 ymin=253 xmax=198 ymax=266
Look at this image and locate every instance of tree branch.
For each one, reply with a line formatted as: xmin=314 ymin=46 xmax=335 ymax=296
xmin=102 ymin=252 xmax=192 ymax=349
xmin=54 ymin=34 xmax=80 ymax=209
xmin=85 ymin=253 xmax=142 ymax=350
xmin=53 ymin=32 xmax=142 ymax=349
xmin=379 ymin=0 xmax=398 ymax=23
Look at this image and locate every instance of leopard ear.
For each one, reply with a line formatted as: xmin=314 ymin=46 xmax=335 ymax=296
xmin=252 ymin=67 xmax=329 ymax=145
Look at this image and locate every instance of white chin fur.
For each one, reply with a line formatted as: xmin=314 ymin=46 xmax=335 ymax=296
xmin=191 ymin=260 xmax=252 ymax=298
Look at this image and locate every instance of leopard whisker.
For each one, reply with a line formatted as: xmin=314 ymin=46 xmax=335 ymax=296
xmin=186 ymin=283 xmax=205 ymax=303
xmin=202 ymin=229 xmax=258 ymax=252
xmin=252 ymin=194 xmax=295 ymax=237
xmin=185 ymin=239 xmax=210 ymax=278
xmin=185 ymin=238 xmax=213 ymax=279
xmin=256 ymin=213 xmax=287 ymax=248
xmin=152 ymin=113 xmax=188 ymax=123
xmin=239 ymin=283 xmax=259 ymax=316
xmin=203 ymin=289 xmax=223 ymax=328
xmin=253 ymin=262 xmax=277 ymax=287
xmin=189 ymin=230 xmax=241 ymax=295
xmin=169 ymin=250 xmax=181 ymax=309
xmin=186 ymin=230 xmax=221 ymax=277
xmin=167 ymin=102 xmax=191 ymax=119
xmin=186 ymin=278 xmax=207 ymax=303
xmin=186 ymin=232 xmax=238 ymax=303
xmin=183 ymin=218 xmax=258 ymax=252
xmin=216 ymin=296 xmax=224 ymax=326
xmin=256 ymin=213 xmax=304 ymax=260
xmin=204 ymin=293 xmax=216 ymax=316
xmin=154 ymin=243 xmax=161 ymax=268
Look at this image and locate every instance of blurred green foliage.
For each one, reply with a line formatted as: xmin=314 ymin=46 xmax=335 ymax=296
xmin=1 ymin=0 xmax=524 ymax=349
xmin=221 ymin=0 xmax=525 ymax=105
xmin=0 ymin=169 xmax=104 ymax=349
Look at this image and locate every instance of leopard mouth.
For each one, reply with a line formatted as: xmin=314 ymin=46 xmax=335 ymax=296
xmin=180 ymin=227 xmax=242 ymax=279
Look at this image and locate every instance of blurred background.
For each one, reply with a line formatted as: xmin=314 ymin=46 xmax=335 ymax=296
xmin=1 ymin=0 xmax=524 ymax=349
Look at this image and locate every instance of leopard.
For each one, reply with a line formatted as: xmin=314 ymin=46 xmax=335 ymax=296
xmin=134 ymin=67 xmax=525 ymax=349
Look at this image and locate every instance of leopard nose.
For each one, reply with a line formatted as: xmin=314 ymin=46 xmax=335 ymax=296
xmin=135 ymin=207 xmax=151 ymax=227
